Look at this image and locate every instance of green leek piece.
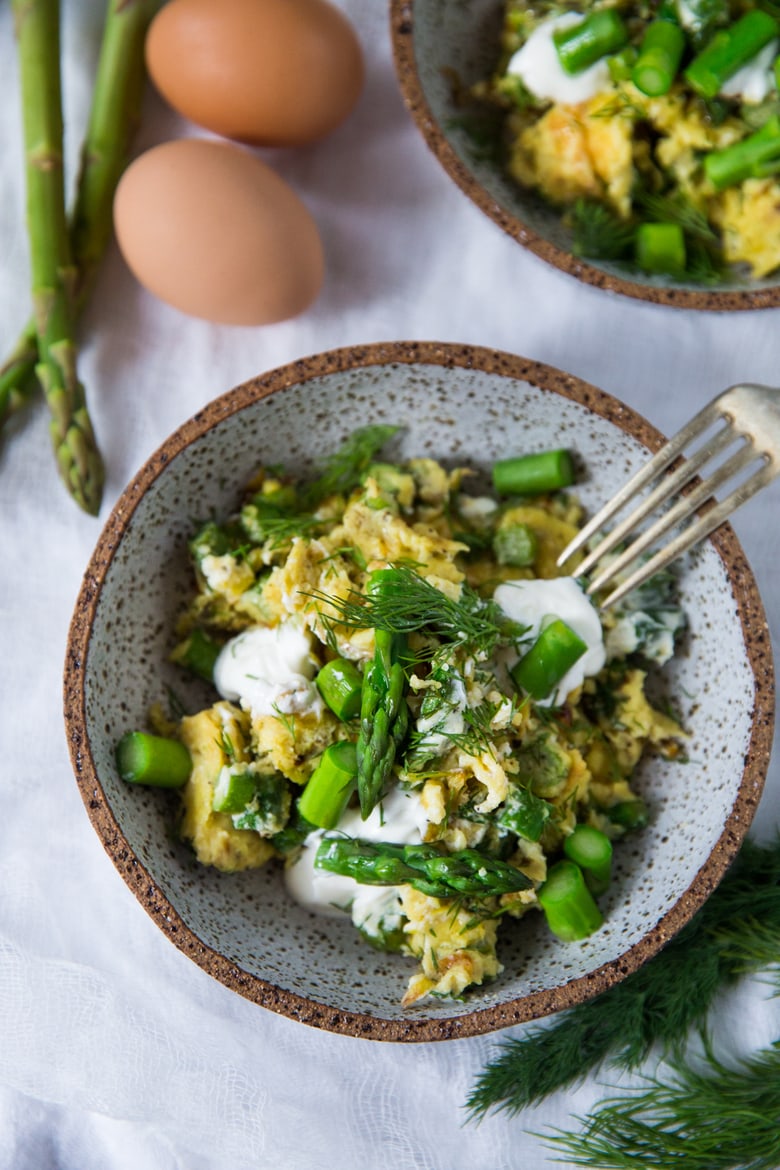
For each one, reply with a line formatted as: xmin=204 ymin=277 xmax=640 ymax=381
xmin=608 ymin=798 xmax=649 ymax=830
xmin=212 ymin=768 xmax=257 ymax=814
xmin=553 ymin=9 xmax=629 ymax=75
xmin=704 ymin=115 xmax=780 ymax=190
xmin=632 ymin=18 xmax=686 ymax=95
xmin=316 ymin=657 xmax=363 ymax=720
xmin=563 ymin=824 xmax=613 ymax=895
xmin=116 ymin=731 xmax=191 ymax=788
xmin=635 ymin=222 xmax=687 ymax=276
xmin=492 ymin=449 xmax=575 ymax=496
xmin=538 ymin=859 xmax=604 ymax=941
xmin=298 ymin=741 xmax=358 ymax=829
xmin=174 ymin=627 xmax=221 ymax=682
xmin=493 ymin=522 xmax=538 ymax=567
xmin=684 ymin=9 xmax=779 ymax=99
xmin=510 ymin=619 xmax=587 ymax=702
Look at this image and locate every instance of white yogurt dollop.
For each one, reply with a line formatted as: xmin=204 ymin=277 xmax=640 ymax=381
xmin=213 ymin=619 xmax=322 ymax=719
xmin=494 ymin=576 xmax=606 ymax=706
xmin=507 ymin=13 xmax=613 ymax=105
xmin=284 ymin=786 xmax=428 ymax=919
xmin=719 ymin=40 xmax=778 ymax=103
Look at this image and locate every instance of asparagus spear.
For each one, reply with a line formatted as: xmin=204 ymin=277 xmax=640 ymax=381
xmin=2 ymin=0 xmax=156 ymax=438
xmin=12 ymin=0 xmax=104 ymax=513
xmin=315 ymin=837 xmax=532 ymax=899
xmin=356 ymin=571 xmax=410 ymax=818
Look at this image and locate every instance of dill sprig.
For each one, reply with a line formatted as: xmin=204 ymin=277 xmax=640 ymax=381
xmin=544 ymin=1040 xmax=780 ymax=1169
xmin=570 ymin=199 xmax=635 ymax=262
xmin=466 ymin=837 xmax=780 ymax=1120
xmin=308 ymin=565 xmax=529 ymax=658
xmin=302 ymin=424 xmax=400 ymax=506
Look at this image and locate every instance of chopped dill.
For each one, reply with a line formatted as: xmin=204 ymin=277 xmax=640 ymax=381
xmin=302 ymin=424 xmax=400 ymax=506
xmin=216 ymin=730 xmax=236 ymax=760
xmin=306 ymin=565 xmax=529 ymax=659
xmin=570 ymin=199 xmax=635 ymax=262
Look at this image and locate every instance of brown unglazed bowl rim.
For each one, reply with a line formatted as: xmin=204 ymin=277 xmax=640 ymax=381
xmin=63 ymin=340 xmax=775 ymax=1042
xmin=388 ymin=0 xmax=780 ymax=312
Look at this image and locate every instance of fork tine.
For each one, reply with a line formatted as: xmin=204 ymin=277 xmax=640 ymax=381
xmin=586 ymin=439 xmax=761 ymax=596
xmin=557 ymin=395 xmax=728 ymax=567
xmin=573 ymin=422 xmax=737 ymax=578
xmin=598 ymin=459 xmax=777 ymax=609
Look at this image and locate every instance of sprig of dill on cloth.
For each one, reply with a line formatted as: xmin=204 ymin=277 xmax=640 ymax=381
xmin=467 ymin=837 xmax=780 ymax=1121
xmin=544 ymin=1039 xmax=780 ymax=1170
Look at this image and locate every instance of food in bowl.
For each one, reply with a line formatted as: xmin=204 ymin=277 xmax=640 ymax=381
xmin=116 ymin=422 xmax=687 ymax=1007
xmin=475 ymin=0 xmax=780 ymax=283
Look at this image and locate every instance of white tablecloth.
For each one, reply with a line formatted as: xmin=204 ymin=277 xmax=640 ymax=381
xmin=2 ymin=4 xmax=779 ymax=1168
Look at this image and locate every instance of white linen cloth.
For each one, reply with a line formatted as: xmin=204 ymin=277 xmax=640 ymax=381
xmin=1 ymin=3 xmax=779 ymax=1167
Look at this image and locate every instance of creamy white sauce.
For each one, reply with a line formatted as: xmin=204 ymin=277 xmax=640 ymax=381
xmin=213 ymin=620 xmax=322 ymax=719
xmin=605 ymin=609 xmax=682 ymax=665
xmin=719 ymin=40 xmax=778 ymax=104
xmin=456 ymin=494 xmax=499 ymax=522
xmin=284 ymin=786 xmax=428 ymax=919
xmin=494 ymin=576 xmax=606 ymax=705
xmin=415 ymin=674 xmax=468 ymax=758
xmin=507 ymin=13 xmax=613 ymax=105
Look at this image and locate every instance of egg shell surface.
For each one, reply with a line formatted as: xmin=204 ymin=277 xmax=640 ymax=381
xmin=145 ymin=0 xmax=365 ymax=147
xmin=113 ymin=139 xmax=325 ymax=326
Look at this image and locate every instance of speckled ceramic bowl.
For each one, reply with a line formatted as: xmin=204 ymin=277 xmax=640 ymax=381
xmin=389 ymin=0 xmax=780 ymax=311
xmin=64 ymin=341 xmax=774 ymax=1040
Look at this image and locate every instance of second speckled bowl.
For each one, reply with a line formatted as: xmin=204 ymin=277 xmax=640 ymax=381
xmin=389 ymin=0 xmax=780 ymax=311
xmin=64 ymin=341 xmax=774 ymax=1040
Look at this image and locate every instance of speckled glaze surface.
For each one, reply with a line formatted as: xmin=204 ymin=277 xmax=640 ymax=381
xmin=64 ymin=341 xmax=774 ymax=1041
xmin=389 ymin=0 xmax=780 ymax=311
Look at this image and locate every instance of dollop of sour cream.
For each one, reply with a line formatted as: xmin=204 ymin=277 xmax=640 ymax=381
xmin=719 ymin=39 xmax=778 ymax=104
xmin=284 ymin=787 xmax=428 ymax=920
xmin=507 ymin=13 xmax=613 ymax=105
xmin=213 ymin=619 xmax=322 ymax=719
xmin=494 ymin=576 xmax=606 ymax=706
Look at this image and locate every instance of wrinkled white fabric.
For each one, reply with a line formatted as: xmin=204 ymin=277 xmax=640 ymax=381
xmin=1 ymin=2 xmax=780 ymax=1168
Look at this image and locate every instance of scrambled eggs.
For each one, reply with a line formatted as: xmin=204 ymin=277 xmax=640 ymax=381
xmin=154 ymin=428 xmax=684 ymax=1006
xmin=479 ymin=0 xmax=780 ymax=280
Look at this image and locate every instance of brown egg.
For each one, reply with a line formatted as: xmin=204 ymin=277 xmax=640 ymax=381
xmin=145 ymin=0 xmax=364 ymax=147
xmin=113 ymin=139 xmax=325 ymax=325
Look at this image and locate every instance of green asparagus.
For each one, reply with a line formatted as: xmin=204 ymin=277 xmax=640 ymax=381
xmin=2 ymin=0 xmax=156 ymax=461
xmin=356 ymin=571 xmax=410 ymax=818
xmin=315 ymin=837 xmax=532 ymax=899
xmin=12 ymin=0 xmax=104 ymax=513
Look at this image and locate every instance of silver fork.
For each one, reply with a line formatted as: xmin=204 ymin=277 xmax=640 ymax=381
xmin=557 ymin=383 xmax=780 ymax=610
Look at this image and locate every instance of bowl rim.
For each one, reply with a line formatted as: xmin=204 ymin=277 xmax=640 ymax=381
xmin=63 ymin=339 xmax=776 ymax=1041
xmin=388 ymin=0 xmax=780 ymax=313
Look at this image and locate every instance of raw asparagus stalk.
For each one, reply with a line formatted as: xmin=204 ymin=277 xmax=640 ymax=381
xmin=2 ymin=0 xmax=156 ymax=437
xmin=12 ymin=0 xmax=104 ymax=513
xmin=315 ymin=838 xmax=532 ymax=899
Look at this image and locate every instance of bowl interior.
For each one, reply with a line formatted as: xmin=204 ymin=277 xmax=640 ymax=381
xmin=389 ymin=0 xmax=780 ymax=310
xmin=66 ymin=342 xmax=773 ymax=1040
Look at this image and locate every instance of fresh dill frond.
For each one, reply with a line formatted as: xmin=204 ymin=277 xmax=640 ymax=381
xmin=271 ymin=705 xmax=297 ymax=744
xmin=303 ymin=424 xmax=400 ymax=506
xmin=544 ymin=1040 xmax=780 ymax=1169
xmin=444 ymin=697 xmax=516 ymax=758
xmin=466 ymin=836 xmax=780 ymax=1120
xmin=307 ymin=565 xmax=529 ymax=658
xmin=252 ymin=513 xmax=322 ymax=548
xmin=570 ymin=199 xmax=635 ymax=262
xmin=636 ymin=191 xmax=718 ymax=245
xmin=216 ymin=730 xmax=236 ymax=760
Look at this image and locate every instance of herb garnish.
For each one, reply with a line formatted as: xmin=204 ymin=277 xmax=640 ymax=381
xmin=467 ymin=837 xmax=780 ymax=1126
